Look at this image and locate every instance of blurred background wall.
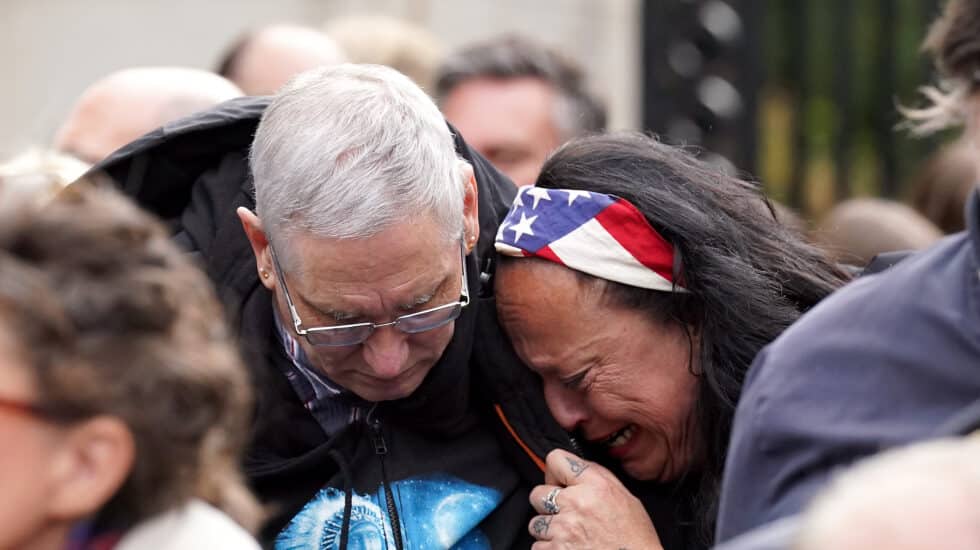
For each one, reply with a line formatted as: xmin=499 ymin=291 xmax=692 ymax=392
xmin=2 ymin=0 xmax=957 ymax=220
xmin=0 ymin=0 xmax=641 ymax=156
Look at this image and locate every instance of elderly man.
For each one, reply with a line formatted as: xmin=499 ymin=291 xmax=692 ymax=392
xmin=435 ymin=35 xmax=606 ymax=187
xmin=54 ymin=67 xmax=242 ymax=164
xmin=217 ymin=24 xmax=347 ymax=96
xmin=95 ymin=64 xmax=572 ymax=548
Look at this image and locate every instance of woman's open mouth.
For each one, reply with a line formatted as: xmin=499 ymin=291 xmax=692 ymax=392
xmin=600 ymin=424 xmax=636 ymax=449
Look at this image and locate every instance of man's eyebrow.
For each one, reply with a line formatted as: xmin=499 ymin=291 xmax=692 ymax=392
xmin=398 ymin=276 xmax=451 ymax=311
xmin=325 ymin=309 xmax=359 ymax=322
xmin=298 ymin=278 xmax=450 ymax=321
xmin=400 ymin=292 xmax=435 ymax=310
xmin=297 ymin=294 xmax=361 ymax=323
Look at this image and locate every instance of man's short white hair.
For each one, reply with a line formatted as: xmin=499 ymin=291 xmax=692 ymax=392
xmin=250 ymin=63 xmax=467 ymax=254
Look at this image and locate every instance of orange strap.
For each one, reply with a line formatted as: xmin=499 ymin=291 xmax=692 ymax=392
xmin=494 ymin=404 xmax=546 ymax=472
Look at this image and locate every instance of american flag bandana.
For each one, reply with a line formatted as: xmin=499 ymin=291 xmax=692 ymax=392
xmin=494 ymin=186 xmax=685 ymax=292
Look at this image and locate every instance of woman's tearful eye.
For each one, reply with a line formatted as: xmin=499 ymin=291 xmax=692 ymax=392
xmin=560 ymin=370 xmax=589 ymax=391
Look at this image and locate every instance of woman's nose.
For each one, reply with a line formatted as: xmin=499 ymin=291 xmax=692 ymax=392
xmin=542 ymin=380 xmax=590 ymax=432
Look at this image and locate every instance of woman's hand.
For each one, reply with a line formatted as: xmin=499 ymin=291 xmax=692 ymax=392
xmin=527 ymin=449 xmax=664 ymax=550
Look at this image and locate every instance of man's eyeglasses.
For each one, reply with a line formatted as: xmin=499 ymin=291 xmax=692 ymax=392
xmin=269 ymin=241 xmax=470 ymax=347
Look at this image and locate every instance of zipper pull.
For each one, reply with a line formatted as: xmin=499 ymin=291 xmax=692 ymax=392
xmin=371 ymin=418 xmax=388 ymax=455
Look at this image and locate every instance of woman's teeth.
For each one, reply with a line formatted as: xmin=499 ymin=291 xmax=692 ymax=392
xmin=604 ymin=425 xmax=636 ymax=448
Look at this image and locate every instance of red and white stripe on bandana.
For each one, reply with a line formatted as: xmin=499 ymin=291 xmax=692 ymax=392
xmin=494 ymin=186 xmax=686 ymax=292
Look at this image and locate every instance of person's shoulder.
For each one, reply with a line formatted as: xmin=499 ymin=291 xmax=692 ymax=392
xmin=93 ymin=97 xmax=268 ymax=232
xmin=742 ymin=231 xmax=978 ymax=420
xmin=116 ymin=500 xmax=261 ymax=550
xmin=718 ymin=233 xmax=980 ymax=540
xmin=771 ymin=232 xmax=973 ymax=357
xmin=712 ymin=516 xmax=802 ymax=550
xmin=97 ymin=96 xmax=269 ymax=172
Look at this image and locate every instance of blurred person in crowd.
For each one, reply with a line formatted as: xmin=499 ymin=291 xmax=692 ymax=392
xmin=95 ymin=63 xmax=577 ymax=548
xmin=0 ymin=148 xmax=89 ymax=209
xmin=0 ymin=182 xmax=261 ymax=549
xmin=771 ymin=201 xmax=808 ymax=237
xmin=908 ymin=137 xmax=977 ymax=233
xmin=54 ymin=67 xmax=243 ymax=164
xmin=324 ymin=15 xmax=444 ymax=91
xmin=492 ymin=133 xmax=848 ymax=549
xmin=796 ymin=437 xmax=980 ymax=550
xmin=715 ymin=0 xmax=980 ymax=542
xmin=435 ymin=35 xmax=606 ymax=186
xmin=716 ymin=435 xmax=980 ymax=550
xmin=814 ymin=197 xmax=942 ymax=266
xmin=216 ymin=24 xmax=347 ymax=96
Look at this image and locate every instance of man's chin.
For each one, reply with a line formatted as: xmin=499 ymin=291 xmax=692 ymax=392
xmin=351 ymin=375 xmax=426 ymax=403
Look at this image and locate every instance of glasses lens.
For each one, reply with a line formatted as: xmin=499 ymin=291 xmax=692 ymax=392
xmin=396 ymin=304 xmax=463 ymax=334
xmin=306 ymin=324 xmax=374 ymax=347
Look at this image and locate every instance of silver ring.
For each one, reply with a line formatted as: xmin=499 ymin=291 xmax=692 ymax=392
xmin=542 ymin=487 xmax=562 ymax=515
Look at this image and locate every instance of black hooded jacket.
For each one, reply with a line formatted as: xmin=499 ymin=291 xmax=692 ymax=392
xmin=95 ymin=97 xmax=577 ymax=549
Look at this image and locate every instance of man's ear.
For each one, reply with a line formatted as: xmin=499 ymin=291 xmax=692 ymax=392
xmin=461 ymin=163 xmax=480 ymax=254
xmin=47 ymin=416 xmax=135 ymax=521
xmin=237 ymin=207 xmax=276 ymax=290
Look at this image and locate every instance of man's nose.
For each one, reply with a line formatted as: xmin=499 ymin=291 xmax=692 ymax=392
xmin=543 ymin=380 xmax=589 ymax=432
xmin=361 ymin=325 xmax=411 ymax=379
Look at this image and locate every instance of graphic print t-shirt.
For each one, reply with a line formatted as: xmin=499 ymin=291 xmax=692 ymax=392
xmin=275 ymin=475 xmax=502 ymax=549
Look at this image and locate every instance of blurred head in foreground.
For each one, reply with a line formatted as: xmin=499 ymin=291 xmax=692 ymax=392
xmin=0 ymin=148 xmax=89 ymax=209
xmin=904 ymin=0 xmax=980 ymax=181
xmin=797 ymin=437 xmax=980 ymax=550
xmin=0 ymin=182 xmax=260 ymax=548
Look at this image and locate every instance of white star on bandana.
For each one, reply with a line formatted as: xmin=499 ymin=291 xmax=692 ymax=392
xmin=509 ymin=212 xmax=538 ymax=243
xmin=565 ymin=190 xmax=592 ymax=206
xmin=525 ymin=187 xmax=553 ymax=209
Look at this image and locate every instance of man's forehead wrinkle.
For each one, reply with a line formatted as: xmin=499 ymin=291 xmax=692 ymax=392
xmin=398 ymin=274 xmax=451 ymax=310
xmin=279 ymin=221 xmax=459 ymax=319
xmin=292 ymin=263 xmax=449 ymax=316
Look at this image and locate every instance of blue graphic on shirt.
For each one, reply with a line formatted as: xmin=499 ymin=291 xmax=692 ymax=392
xmin=275 ymin=475 xmax=501 ymax=549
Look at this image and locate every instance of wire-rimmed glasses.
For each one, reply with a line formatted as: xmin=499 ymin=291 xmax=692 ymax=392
xmin=269 ymin=242 xmax=470 ymax=347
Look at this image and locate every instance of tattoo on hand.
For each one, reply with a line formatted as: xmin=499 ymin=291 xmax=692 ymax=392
xmin=531 ymin=516 xmax=552 ymax=537
xmin=566 ymin=456 xmax=589 ymax=477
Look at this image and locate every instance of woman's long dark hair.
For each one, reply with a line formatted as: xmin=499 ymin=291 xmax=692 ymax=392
xmin=535 ymin=132 xmax=850 ymax=544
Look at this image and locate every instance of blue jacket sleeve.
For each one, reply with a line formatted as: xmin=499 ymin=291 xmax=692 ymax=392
xmin=715 ymin=246 xmax=980 ymax=541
